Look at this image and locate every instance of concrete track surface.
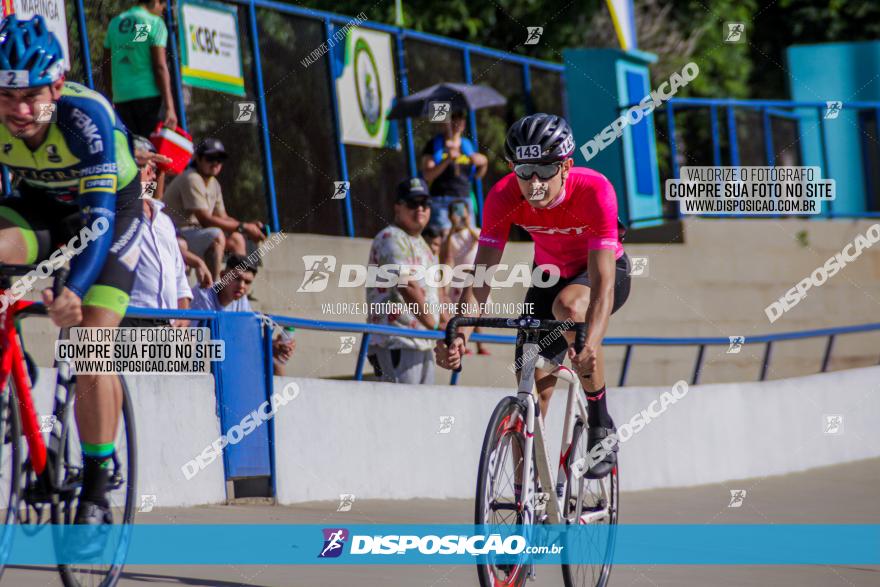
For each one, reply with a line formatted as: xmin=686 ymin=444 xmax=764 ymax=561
xmin=6 ymin=457 xmax=879 ymax=586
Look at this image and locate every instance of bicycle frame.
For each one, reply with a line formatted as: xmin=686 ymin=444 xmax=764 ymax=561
xmin=0 ymin=297 xmax=47 ymax=476
xmin=445 ymin=315 xmax=615 ymax=528
xmin=516 ymin=343 xmax=613 ymax=527
xmin=0 ymin=294 xmax=70 ymax=487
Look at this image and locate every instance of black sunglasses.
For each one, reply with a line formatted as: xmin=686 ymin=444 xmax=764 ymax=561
xmin=401 ymin=199 xmax=430 ymax=210
xmin=514 ymin=162 xmax=562 ymax=181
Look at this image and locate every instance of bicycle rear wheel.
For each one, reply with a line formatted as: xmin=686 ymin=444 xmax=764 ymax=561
xmin=53 ymin=375 xmax=137 ymax=587
xmin=475 ymin=396 xmax=532 ymax=587
xmin=0 ymin=387 xmax=22 ymax=580
xmin=561 ymin=418 xmax=618 ymax=587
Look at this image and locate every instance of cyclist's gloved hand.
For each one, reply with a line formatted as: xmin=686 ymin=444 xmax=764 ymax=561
xmin=434 ymin=335 xmax=465 ymax=370
xmin=42 ymin=287 xmax=83 ymax=328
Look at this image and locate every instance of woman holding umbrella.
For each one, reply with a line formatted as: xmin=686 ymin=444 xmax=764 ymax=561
xmin=420 ymin=110 xmax=488 ymax=236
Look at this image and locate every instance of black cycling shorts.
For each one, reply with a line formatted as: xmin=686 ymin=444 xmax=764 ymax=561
xmin=0 ymin=179 xmax=144 ymax=316
xmin=514 ymin=253 xmax=632 ymax=368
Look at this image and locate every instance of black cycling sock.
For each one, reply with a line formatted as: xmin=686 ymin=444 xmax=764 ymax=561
xmin=585 ymin=386 xmax=613 ymax=429
xmin=80 ymin=453 xmax=112 ymax=508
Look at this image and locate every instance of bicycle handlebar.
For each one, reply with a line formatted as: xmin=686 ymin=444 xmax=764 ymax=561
xmin=0 ymin=263 xmax=69 ymax=310
xmin=0 ymin=263 xmax=46 ymax=278
xmin=53 ymin=268 xmax=68 ymax=299
xmin=444 ymin=316 xmax=587 ymax=373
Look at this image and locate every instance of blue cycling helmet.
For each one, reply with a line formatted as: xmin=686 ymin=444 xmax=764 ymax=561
xmin=0 ymin=15 xmax=65 ymax=88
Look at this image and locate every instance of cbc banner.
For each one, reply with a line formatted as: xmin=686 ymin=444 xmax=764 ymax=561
xmin=334 ymin=26 xmax=398 ymax=148
xmin=179 ymin=0 xmax=245 ymax=96
xmin=2 ymin=0 xmax=71 ymax=69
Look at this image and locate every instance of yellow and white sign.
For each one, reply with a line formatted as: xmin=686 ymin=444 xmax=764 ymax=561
xmin=179 ymin=0 xmax=245 ymax=96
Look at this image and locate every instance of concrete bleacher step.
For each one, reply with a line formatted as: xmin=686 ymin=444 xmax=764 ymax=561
xmin=252 ymin=218 xmax=879 ymax=386
xmin=17 ymin=218 xmax=880 ymax=388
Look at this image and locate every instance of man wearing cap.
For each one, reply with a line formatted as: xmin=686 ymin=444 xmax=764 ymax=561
xmin=365 ymin=178 xmax=446 ymax=384
xmin=163 ymin=137 xmax=266 ymax=280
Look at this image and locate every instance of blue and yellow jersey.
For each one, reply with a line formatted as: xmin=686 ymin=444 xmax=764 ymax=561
xmin=0 ymin=81 xmax=139 ymax=297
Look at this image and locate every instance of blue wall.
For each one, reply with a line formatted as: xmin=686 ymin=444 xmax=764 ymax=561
xmin=563 ymin=48 xmax=662 ymax=225
xmin=787 ymin=41 xmax=880 ymax=215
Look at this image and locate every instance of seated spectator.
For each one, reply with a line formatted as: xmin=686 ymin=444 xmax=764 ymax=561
xmin=441 ymin=198 xmax=490 ymax=355
xmin=124 ymin=136 xmax=191 ymax=328
xmin=163 ymin=138 xmax=266 ymax=280
xmin=104 ymin=0 xmax=178 ymax=137
xmin=191 ymin=255 xmax=294 ymax=375
xmin=191 ymin=254 xmax=256 ymax=312
xmin=419 ymin=110 xmax=487 ymax=236
xmin=366 ymin=178 xmax=443 ymax=384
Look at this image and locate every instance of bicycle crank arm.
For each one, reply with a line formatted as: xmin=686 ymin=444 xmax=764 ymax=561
xmin=578 ymin=509 xmax=611 ymax=524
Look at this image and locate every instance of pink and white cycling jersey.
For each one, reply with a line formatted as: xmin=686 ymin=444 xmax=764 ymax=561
xmin=479 ymin=167 xmax=624 ymax=278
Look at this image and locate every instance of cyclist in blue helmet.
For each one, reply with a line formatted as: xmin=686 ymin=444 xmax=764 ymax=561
xmin=0 ymin=15 xmax=144 ymax=527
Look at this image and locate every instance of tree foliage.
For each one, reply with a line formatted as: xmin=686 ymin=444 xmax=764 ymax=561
xmin=293 ymin=0 xmax=874 ymax=100
xmin=68 ymin=1 xmax=877 ymax=231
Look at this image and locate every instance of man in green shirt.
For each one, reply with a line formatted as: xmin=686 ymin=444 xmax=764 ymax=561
xmin=103 ymin=0 xmax=178 ymax=136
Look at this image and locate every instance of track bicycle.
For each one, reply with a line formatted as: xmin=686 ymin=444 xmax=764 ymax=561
xmin=0 ymin=264 xmax=137 ymax=587
xmin=445 ymin=316 xmax=618 ymax=587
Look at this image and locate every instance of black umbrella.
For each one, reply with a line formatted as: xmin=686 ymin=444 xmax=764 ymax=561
xmin=387 ymin=82 xmax=507 ymax=120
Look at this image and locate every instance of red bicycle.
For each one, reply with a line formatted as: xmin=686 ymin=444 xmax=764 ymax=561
xmin=0 ymin=264 xmax=137 ymax=587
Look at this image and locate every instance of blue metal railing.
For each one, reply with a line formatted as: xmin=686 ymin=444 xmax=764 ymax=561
xmin=636 ymin=97 xmax=880 ymax=225
xmin=262 ymin=314 xmax=880 ymax=387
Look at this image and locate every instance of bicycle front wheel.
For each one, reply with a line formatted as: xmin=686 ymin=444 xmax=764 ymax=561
xmin=475 ymin=396 xmax=531 ymax=587
xmin=54 ymin=374 xmax=137 ymax=587
xmin=561 ymin=417 xmax=618 ymax=587
xmin=0 ymin=386 xmax=22 ymax=580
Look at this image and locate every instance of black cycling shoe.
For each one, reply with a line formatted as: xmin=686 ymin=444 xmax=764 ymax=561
xmin=74 ymin=500 xmax=113 ymax=525
xmin=585 ymin=423 xmax=618 ymax=479
xmin=68 ymin=500 xmax=113 ymax=559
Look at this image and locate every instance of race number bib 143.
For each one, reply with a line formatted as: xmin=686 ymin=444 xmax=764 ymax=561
xmin=516 ymin=144 xmax=542 ymax=160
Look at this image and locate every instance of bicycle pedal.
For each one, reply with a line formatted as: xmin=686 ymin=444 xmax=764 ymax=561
xmin=63 ymin=467 xmax=83 ymax=486
xmin=19 ymin=504 xmax=49 ymax=531
xmin=22 ymin=483 xmax=53 ymax=505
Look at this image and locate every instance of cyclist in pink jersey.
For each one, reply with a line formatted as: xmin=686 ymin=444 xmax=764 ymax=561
xmin=435 ymin=113 xmax=632 ymax=478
